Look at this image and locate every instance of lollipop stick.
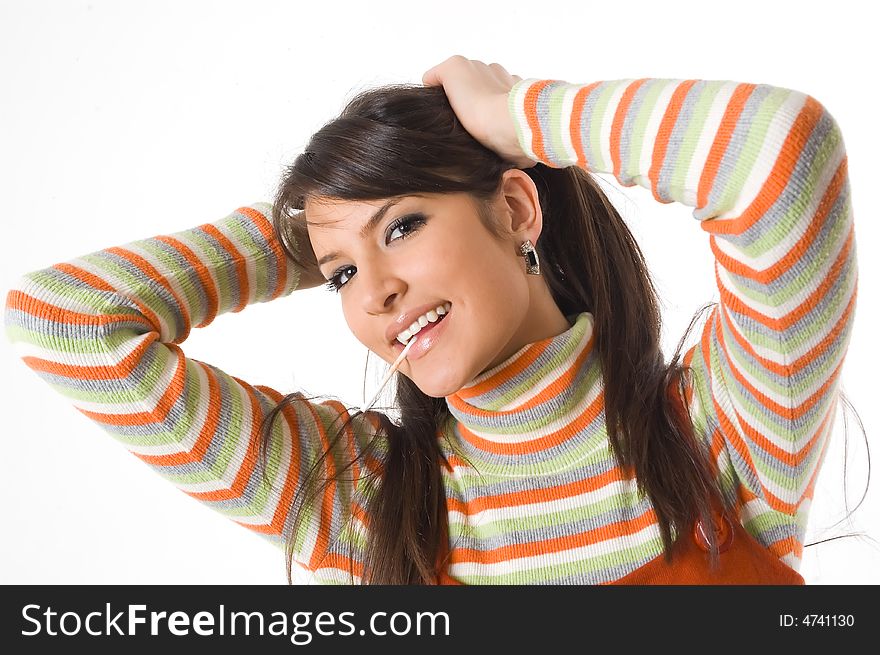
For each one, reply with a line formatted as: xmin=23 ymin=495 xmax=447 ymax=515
xmin=360 ymin=337 xmax=416 ymax=413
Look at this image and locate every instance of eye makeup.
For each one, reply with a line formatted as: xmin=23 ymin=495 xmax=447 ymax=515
xmin=323 ymin=212 xmax=428 ymax=292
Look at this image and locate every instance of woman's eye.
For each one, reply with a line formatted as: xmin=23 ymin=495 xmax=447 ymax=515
xmin=325 ymin=265 xmax=356 ymax=293
xmin=324 ymin=213 xmax=427 ymax=293
xmin=387 ymin=213 xmax=426 ymax=242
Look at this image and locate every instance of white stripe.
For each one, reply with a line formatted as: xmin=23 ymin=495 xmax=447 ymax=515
xmin=448 ymin=478 xmax=634 ymax=526
xmin=511 ymin=79 xmax=539 ymax=161
xmin=496 ymin=313 xmax=594 ymax=410
xmin=636 ymin=79 xmax=685 ymax=182
xmin=684 ymin=81 xmax=741 ymax=208
xmin=716 ymin=90 xmax=810 ymax=220
xmin=719 ymin=268 xmax=858 ymax=372
xmin=125 ymin=236 xmax=222 ymax=324
xmin=10 ymin=276 xmax=99 ymax=314
xmin=735 ymin=393 xmax=837 ymax=469
xmin=599 ymin=79 xmax=640 ymax=174
xmin=713 ymin=203 xmax=851 ymax=323
xmin=212 ymin=215 xmax=261 ymax=304
xmin=115 ymin=356 xmax=211 ymax=455
xmin=67 ymin=254 xmax=175 ymax=341
xmin=7 ymin=326 xmax=150 ymax=370
xmin=710 ymin=136 xmax=847 ymax=268
xmin=448 ymin=521 xmax=662 ymax=578
xmin=559 ymin=84 xmax=580 ymax=166
xmin=463 ymin=373 xmax=601 ymax=445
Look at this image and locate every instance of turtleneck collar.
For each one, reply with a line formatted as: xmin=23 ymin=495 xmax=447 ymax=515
xmin=443 ymin=312 xmax=606 ymax=475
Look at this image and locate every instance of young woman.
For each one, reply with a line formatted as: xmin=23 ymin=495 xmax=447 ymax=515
xmin=4 ymin=56 xmax=859 ymax=584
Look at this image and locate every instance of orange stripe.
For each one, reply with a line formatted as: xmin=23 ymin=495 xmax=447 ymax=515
xmin=715 ymin=222 xmax=855 ymax=362
xmin=570 ymin=82 xmax=602 ymax=169
xmin=696 ymin=83 xmax=756 ymax=211
xmin=733 ymin=371 xmax=837 ymax=469
xmin=447 ymin=463 xmax=623 ymax=514
xmin=201 ymin=223 xmax=250 ymax=314
xmin=610 ymin=79 xmax=649 ymax=180
xmin=709 ymin=159 xmax=848 ymax=304
xmin=711 ymin=394 xmax=804 ymax=514
xmin=7 ymin=289 xmax=153 ymax=332
xmin=456 ymin=387 xmax=602 ymax=457
xmin=193 ymin=374 xmax=264 ymax=502
xmin=25 ymin=327 xmax=150 ymax=386
xmin=649 ymin=79 xmax=699 ymax=204
xmin=54 ymin=262 xmax=164 ymax=330
xmin=451 ymin=329 xmax=594 ymax=420
xmin=299 ymin=401 xmax=339 ymax=569
xmin=734 ymin=384 xmax=834 ymax=467
xmin=106 ymin=246 xmax=191 ymax=342
xmin=451 ymin=339 xmax=553 ymax=401
xmin=719 ymin=280 xmax=855 ymax=416
xmin=154 ymin=359 xmax=218 ymax=471
xmin=449 ymin=503 xmax=658 ymax=564
xmin=154 ymin=235 xmax=220 ymax=329
xmin=69 ymin=340 xmax=180 ymax=429
xmin=704 ymin=358 xmax=799 ymax=515
xmin=701 ymin=94 xmax=824 ymax=238
xmin=715 ymin=291 xmax=853 ymax=428
xmin=522 ymin=80 xmax=556 ymax=166
xmin=766 ymin=534 xmax=801 ymax=561
xmin=512 ymin=330 xmax=594 ymax=413
xmin=251 ymin=384 xmax=304 ymax=536
xmin=238 ymin=205 xmax=290 ymax=300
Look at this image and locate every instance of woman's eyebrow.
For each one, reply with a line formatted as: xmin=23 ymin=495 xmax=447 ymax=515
xmin=316 ymin=194 xmax=427 ymax=267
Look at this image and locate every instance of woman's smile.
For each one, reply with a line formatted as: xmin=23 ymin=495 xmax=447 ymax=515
xmin=392 ymin=304 xmax=453 ymax=362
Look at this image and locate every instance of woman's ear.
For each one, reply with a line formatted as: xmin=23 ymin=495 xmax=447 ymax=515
xmin=497 ymin=168 xmax=543 ymax=244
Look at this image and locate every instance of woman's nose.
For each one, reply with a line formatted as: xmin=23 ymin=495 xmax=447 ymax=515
xmin=361 ymin=269 xmax=404 ymax=314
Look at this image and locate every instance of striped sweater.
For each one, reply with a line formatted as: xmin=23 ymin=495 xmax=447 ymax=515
xmin=4 ymin=77 xmax=858 ymax=584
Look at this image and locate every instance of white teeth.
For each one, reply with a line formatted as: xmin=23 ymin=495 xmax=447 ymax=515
xmin=395 ymin=302 xmax=451 ymax=345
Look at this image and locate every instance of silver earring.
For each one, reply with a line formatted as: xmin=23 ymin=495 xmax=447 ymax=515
xmin=520 ymin=240 xmax=541 ymax=275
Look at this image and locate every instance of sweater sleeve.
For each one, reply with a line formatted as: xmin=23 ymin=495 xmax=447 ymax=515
xmin=3 ymin=202 xmax=384 ymax=579
xmin=507 ymin=78 xmax=858 ymax=569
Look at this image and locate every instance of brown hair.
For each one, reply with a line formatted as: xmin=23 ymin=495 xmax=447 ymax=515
xmin=261 ymin=83 xmax=867 ymax=584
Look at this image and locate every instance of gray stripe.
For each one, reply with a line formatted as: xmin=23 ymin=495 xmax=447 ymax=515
xmin=703 ymin=84 xmax=776 ymax=214
xmin=87 ymin=250 xmax=187 ymax=337
xmin=193 ymin=226 xmax=241 ymax=312
xmin=449 ymin=493 xmax=655 ymax=554
xmin=578 ymin=81 xmax=613 ymax=171
xmin=616 ymin=79 xmax=663 ymax=185
xmin=452 ymin=313 xmax=590 ymax=410
xmin=140 ymin=237 xmax=211 ymax=322
xmin=234 ymin=209 xmax=280 ymax=300
xmin=724 ymin=105 xmax=840 ymax=252
xmin=444 ymin=443 xmax=618 ymax=498
xmin=447 ymin=342 xmax=596 ymax=431
xmin=655 ymin=80 xmax=713 ymax=200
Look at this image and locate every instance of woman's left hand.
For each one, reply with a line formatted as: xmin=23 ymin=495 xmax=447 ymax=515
xmin=422 ymin=55 xmax=537 ymax=169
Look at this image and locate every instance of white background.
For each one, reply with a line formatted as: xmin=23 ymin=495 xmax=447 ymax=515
xmin=1 ymin=0 xmax=876 ymax=585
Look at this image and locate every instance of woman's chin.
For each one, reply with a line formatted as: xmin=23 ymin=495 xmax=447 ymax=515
xmin=410 ymin=370 xmax=467 ymax=399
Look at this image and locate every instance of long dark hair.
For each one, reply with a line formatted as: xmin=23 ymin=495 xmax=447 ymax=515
xmin=261 ymin=83 xmax=868 ymax=584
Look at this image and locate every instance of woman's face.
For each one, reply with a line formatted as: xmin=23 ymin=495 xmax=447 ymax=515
xmin=305 ymin=170 xmax=569 ymax=398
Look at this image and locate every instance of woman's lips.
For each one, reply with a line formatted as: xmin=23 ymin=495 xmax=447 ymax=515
xmin=391 ymin=311 xmax=451 ymax=362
